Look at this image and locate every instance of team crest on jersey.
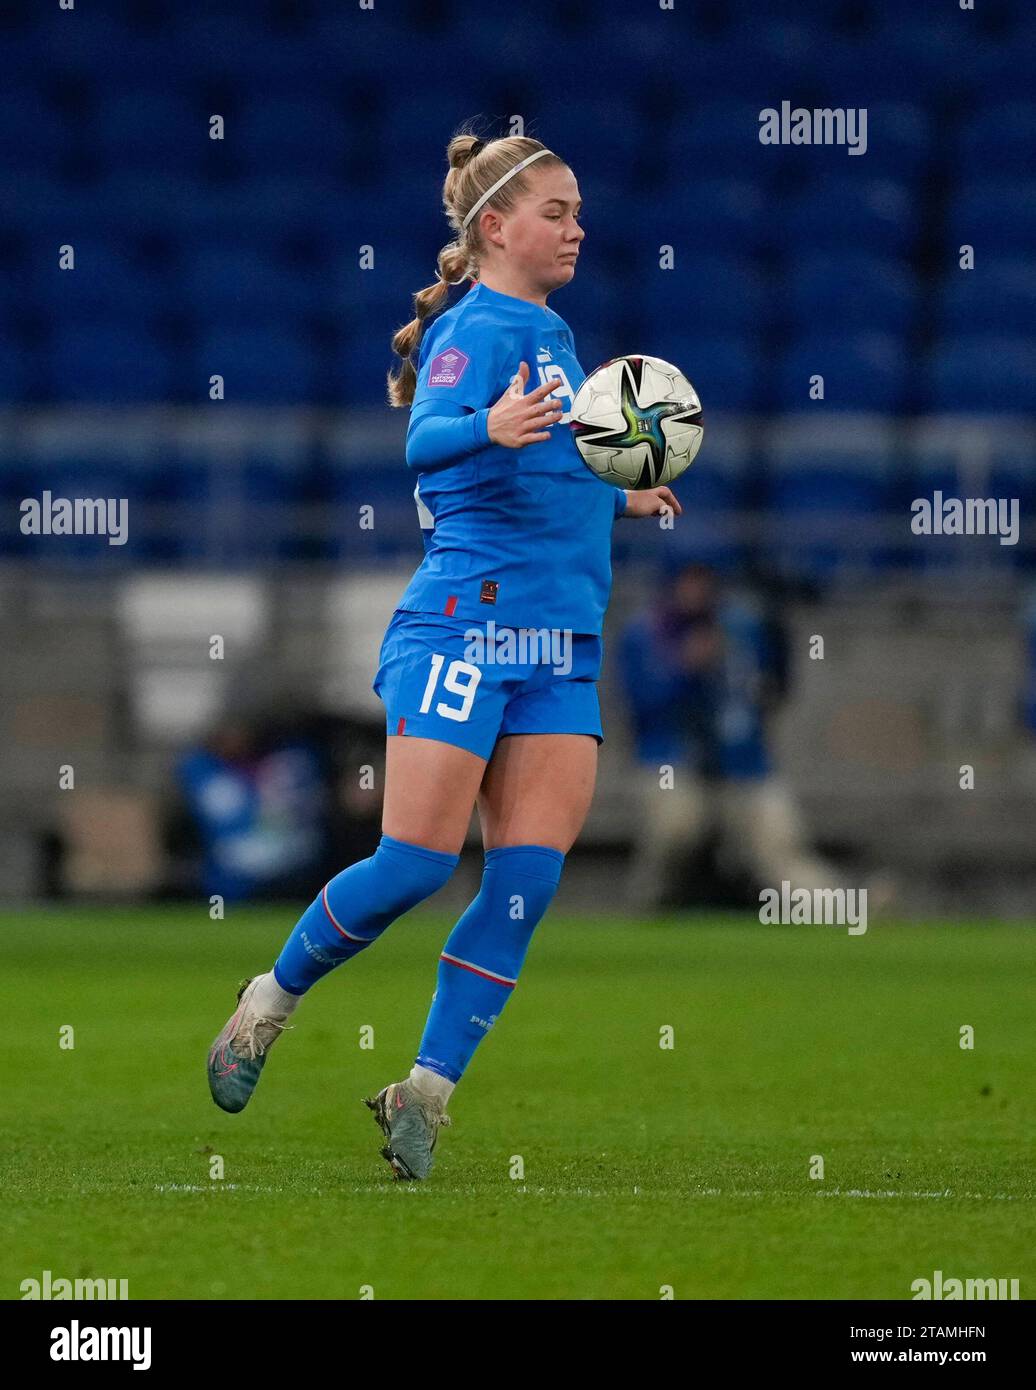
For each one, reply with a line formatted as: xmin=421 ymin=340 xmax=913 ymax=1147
xmin=427 ymin=347 xmax=470 ymax=387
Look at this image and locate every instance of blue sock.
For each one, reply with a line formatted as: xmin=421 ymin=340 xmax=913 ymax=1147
xmin=415 ymin=845 xmax=565 ymax=1083
xmin=273 ymin=834 xmax=459 ymax=994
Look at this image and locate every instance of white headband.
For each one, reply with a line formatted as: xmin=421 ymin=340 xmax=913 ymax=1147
xmin=461 ymin=147 xmax=555 ymax=230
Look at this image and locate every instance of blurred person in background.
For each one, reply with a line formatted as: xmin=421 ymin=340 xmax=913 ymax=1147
xmin=177 ymin=712 xmax=331 ymax=904
xmin=619 ymin=562 xmax=842 ymax=911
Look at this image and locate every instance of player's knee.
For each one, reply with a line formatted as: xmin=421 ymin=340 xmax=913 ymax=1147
xmin=370 ymin=833 xmax=460 ymax=912
xmin=484 ymin=844 xmax=566 ymax=931
xmin=389 ymin=834 xmax=456 ymax=911
xmin=323 ymin=834 xmax=459 ymax=923
xmin=437 ymin=845 xmax=565 ymax=989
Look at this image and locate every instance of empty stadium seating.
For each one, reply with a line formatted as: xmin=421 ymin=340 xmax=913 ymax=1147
xmin=1 ymin=0 xmax=1032 ymax=582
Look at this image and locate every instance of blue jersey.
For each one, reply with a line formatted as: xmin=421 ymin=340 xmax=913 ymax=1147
xmin=396 ymin=280 xmax=626 ymax=636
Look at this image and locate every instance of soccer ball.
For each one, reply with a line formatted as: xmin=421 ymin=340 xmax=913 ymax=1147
xmin=569 ymin=354 xmax=704 ymax=489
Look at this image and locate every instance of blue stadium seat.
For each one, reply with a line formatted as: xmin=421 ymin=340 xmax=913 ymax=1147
xmin=327 ymin=461 xmax=419 ymax=561
xmin=164 ymin=13 xmax=322 ymax=84
xmin=748 ymin=28 xmax=920 ymax=104
xmin=634 ymin=256 xmax=768 ymax=338
xmin=133 ymin=451 xmax=213 ymax=564
xmin=861 ymin=103 xmax=932 ymax=176
xmin=0 ymin=236 xmax=32 ymax=326
xmin=720 ymin=0 xmax=856 ymax=22
xmin=592 ymin=177 xmax=656 ymax=258
xmin=192 ymin=324 xmax=320 ymax=405
xmin=671 ymin=100 xmax=796 ymax=175
xmin=201 ymin=457 xmax=312 ymax=564
xmin=329 ymin=242 xmax=438 ymax=338
xmin=309 ymin=8 xmax=444 ymax=88
xmin=85 ymin=171 xmax=211 ymax=243
xmin=566 ymin=331 xmax=620 ymax=384
xmin=775 ymin=333 xmax=908 ymax=412
xmin=661 ymin=420 xmax=755 ymax=574
xmin=907 ymin=418 xmax=1035 ymax=575
xmin=662 ymin=335 xmax=762 ymax=414
xmin=374 ymin=92 xmax=575 ymax=178
xmin=871 ymin=16 xmax=1002 ymax=100
xmin=5 ymin=442 xmax=187 ymax=565
xmin=14 ymin=460 xmax=133 ymax=564
xmin=43 ymin=322 xmax=175 ymax=404
xmin=946 ymin=181 xmax=1036 ymax=256
xmin=958 ymin=103 xmax=1036 ymax=175
xmin=978 ymin=18 xmax=1036 ymax=97
xmin=925 ymin=337 xmax=1036 ymax=414
xmin=365 ymin=182 xmax=446 ymax=256
xmin=784 ymin=253 xmax=917 ymax=333
xmin=30 ymin=236 xmax=170 ymax=321
xmin=332 ymin=331 xmax=400 ymax=408
xmin=91 ymin=88 xmax=204 ymax=177
xmin=100 ymin=168 xmax=339 ymax=251
xmin=146 ymin=418 xmax=316 ymax=562
xmin=780 ymin=179 xmax=918 ymax=256
xmin=0 ymin=331 xmax=29 ymax=404
xmin=1 ymin=8 xmax=48 ymax=79
xmin=240 ymin=447 xmax=314 ymax=563
xmin=180 ymin=244 xmax=324 ymax=324
xmin=910 ymin=418 xmax=1035 ymax=511
xmin=546 ymin=11 xmax=674 ymax=65
xmin=220 ymin=174 xmax=356 ymax=245
xmin=1 ymin=172 xmax=79 ymax=238
xmin=519 ymin=96 xmax=647 ymax=172
xmin=651 ymin=179 xmax=768 ymax=258
xmin=938 ymin=260 xmax=1036 ymax=336
xmin=669 ymin=33 xmax=800 ymax=102
xmin=235 ymin=93 xmax=350 ymax=177
xmin=542 ymin=265 xmax=625 ymax=350
xmin=15 ymin=9 xmax=139 ymax=81
xmin=815 ymin=39 xmax=941 ymax=103
xmin=324 ymin=404 xmax=411 ymax=560
xmin=0 ymin=87 xmax=66 ymax=174
xmin=763 ymin=416 xmax=901 ymax=583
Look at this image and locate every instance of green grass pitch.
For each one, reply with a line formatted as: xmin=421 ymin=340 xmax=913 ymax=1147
xmin=2 ymin=906 xmax=1032 ymax=1300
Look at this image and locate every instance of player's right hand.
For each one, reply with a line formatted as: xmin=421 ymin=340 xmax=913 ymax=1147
xmin=486 ymin=360 xmax=565 ymax=448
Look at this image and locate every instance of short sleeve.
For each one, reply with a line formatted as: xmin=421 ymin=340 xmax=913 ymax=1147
xmin=614 ymin=486 xmax=628 ymax=517
xmin=411 ymin=315 xmax=512 ymax=417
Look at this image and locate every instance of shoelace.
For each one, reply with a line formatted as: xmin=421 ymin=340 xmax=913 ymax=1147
xmin=237 ymin=1016 xmax=294 ymax=1061
xmin=412 ymin=1094 xmax=452 ymax=1129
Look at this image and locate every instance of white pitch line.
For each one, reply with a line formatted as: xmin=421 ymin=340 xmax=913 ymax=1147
xmin=150 ymin=1183 xmax=1031 ymax=1201
xmin=815 ymin=1188 xmax=1026 ymax=1200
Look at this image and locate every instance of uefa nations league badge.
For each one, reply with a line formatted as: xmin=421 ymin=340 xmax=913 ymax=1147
xmin=427 ymin=347 xmax=470 ymax=387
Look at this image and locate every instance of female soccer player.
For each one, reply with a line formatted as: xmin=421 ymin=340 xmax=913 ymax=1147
xmin=207 ymin=131 xmax=680 ymax=1180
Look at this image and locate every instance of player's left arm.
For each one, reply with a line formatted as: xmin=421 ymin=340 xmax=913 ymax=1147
xmin=620 ymin=486 xmax=682 ymax=519
xmin=406 ymin=399 xmax=493 ymax=472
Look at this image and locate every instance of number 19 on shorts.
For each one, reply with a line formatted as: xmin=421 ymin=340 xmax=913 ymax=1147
xmin=419 ymin=653 xmax=482 ymax=722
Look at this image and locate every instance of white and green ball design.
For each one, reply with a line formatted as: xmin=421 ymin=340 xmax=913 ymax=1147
xmin=569 ymin=354 xmax=704 ymax=489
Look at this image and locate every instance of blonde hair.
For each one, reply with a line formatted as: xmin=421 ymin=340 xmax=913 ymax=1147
xmin=386 ymin=131 xmax=565 ymax=408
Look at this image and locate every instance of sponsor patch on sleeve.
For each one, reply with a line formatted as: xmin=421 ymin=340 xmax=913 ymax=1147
xmin=427 ymin=347 xmax=470 ymax=388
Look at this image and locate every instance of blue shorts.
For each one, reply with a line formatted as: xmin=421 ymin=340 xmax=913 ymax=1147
xmin=373 ymin=610 xmax=604 ymax=760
